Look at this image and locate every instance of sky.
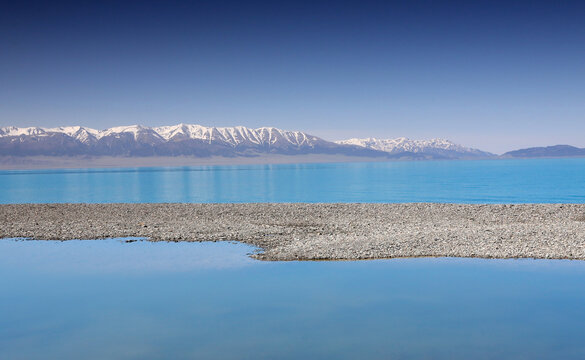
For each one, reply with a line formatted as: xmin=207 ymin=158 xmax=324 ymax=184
xmin=1 ymin=0 xmax=584 ymax=154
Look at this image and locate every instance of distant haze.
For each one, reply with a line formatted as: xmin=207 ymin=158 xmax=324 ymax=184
xmin=1 ymin=1 xmax=584 ymax=154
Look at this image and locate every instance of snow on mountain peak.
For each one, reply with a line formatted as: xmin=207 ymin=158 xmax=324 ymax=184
xmin=149 ymin=124 xmax=319 ymax=147
xmin=335 ymin=137 xmax=489 ymax=156
xmin=0 ymin=124 xmax=493 ymax=158
xmin=0 ymin=126 xmax=47 ymax=137
xmin=0 ymin=124 xmax=325 ymax=149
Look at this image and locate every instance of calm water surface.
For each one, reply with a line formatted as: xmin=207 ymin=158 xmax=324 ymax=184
xmin=1 ymin=239 xmax=585 ymax=359
xmin=3 ymin=159 xmax=585 ymax=359
xmin=1 ymin=158 xmax=585 ymax=203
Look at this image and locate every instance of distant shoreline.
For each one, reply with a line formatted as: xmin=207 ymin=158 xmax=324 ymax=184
xmin=2 ymin=155 xmax=585 ymax=171
xmin=0 ymin=155 xmax=392 ymax=170
xmin=2 ymin=203 xmax=585 ymax=261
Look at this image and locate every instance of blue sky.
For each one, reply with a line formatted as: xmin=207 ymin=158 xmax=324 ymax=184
xmin=1 ymin=0 xmax=584 ymax=153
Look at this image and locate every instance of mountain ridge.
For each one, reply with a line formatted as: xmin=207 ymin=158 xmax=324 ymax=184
xmin=0 ymin=124 xmax=493 ymax=159
xmin=502 ymin=145 xmax=585 ymax=158
xmin=335 ymin=137 xmax=494 ymax=159
xmin=0 ymin=124 xmax=386 ymax=158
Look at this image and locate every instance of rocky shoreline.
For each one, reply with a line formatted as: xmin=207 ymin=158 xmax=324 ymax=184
xmin=1 ymin=203 xmax=585 ymax=261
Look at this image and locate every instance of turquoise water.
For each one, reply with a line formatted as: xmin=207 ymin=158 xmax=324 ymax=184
xmin=1 ymin=158 xmax=585 ymax=203
xmin=1 ymin=239 xmax=585 ymax=359
xmin=3 ymin=159 xmax=585 ymax=359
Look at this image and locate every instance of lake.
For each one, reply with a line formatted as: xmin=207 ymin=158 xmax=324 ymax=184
xmin=2 ymin=158 xmax=585 ymax=359
xmin=1 ymin=239 xmax=585 ymax=360
xmin=1 ymin=158 xmax=585 ymax=203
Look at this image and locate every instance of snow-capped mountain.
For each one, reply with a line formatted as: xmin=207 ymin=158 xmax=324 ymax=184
xmin=335 ymin=137 xmax=493 ymax=159
xmin=0 ymin=124 xmax=385 ymax=157
xmin=0 ymin=124 xmax=495 ymax=159
xmin=153 ymin=124 xmax=319 ymax=147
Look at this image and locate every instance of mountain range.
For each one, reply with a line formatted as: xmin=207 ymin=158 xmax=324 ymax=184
xmin=0 ymin=124 xmax=492 ymax=159
xmin=2 ymin=123 xmax=583 ymax=160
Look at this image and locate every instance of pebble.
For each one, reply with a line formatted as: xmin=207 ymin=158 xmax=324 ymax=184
xmin=1 ymin=203 xmax=585 ymax=261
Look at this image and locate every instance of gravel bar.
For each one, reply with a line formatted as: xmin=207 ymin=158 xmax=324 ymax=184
xmin=2 ymin=203 xmax=585 ymax=261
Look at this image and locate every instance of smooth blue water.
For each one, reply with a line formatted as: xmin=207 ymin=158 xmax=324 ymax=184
xmin=3 ymin=159 xmax=585 ymax=359
xmin=2 ymin=158 xmax=585 ymax=203
xmin=1 ymin=239 xmax=585 ymax=359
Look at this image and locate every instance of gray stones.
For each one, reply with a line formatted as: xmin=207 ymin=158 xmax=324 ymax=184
xmin=1 ymin=203 xmax=585 ymax=261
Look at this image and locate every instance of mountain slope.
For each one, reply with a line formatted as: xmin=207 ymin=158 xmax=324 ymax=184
xmin=335 ymin=137 xmax=493 ymax=159
xmin=0 ymin=124 xmax=387 ymax=157
xmin=502 ymin=145 xmax=585 ymax=158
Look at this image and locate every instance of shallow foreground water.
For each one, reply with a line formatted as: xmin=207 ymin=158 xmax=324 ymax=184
xmin=1 ymin=239 xmax=585 ymax=360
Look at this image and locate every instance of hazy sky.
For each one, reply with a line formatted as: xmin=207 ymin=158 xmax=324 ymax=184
xmin=1 ymin=0 xmax=584 ymax=153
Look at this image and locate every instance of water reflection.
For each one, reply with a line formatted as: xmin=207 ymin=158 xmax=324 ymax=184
xmin=1 ymin=240 xmax=585 ymax=359
xmin=0 ymin=238 xmax=260 ymax=274
xmin=2 ymin=158 xmax=585 ymax=203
